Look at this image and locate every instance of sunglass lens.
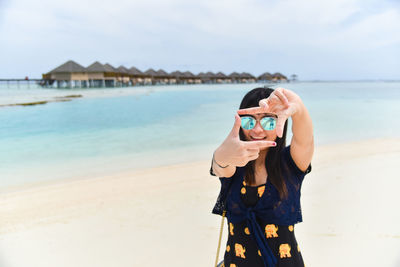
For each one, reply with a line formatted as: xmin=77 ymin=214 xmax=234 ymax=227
xmin=241 ymin=116 xmax=255 ymax=130
xmin=260 ymin=117 xmax=276 ymax=130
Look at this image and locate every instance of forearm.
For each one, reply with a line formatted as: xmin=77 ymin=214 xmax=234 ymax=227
xmin=291 ymin=101 xmax=314 ymax=146
xmin=212 ymin=147 xmax=236 ymax=178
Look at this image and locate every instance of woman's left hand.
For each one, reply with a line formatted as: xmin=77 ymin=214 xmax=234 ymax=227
xmin=237 ymin=88 xmax=302 ymax=138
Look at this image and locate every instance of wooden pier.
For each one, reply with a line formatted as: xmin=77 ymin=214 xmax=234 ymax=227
xmin=0 ymin=79 xmax=44 ymax=88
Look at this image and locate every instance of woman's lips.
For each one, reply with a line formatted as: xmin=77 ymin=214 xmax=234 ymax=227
xmin=250 ymin=136 xmax=266 ymax=140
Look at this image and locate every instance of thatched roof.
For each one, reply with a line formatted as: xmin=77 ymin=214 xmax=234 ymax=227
xmin=272 ymin=72 xmax=287 ymax=79
xmin=215 ymin=72 xmax=227 ymax=78
xmin=205 ymin=71 xmax=216 ymax=78
xmin=128 ymin=66 xmax=143 ymax=75
xmin=48 ymin=60 xmax=86 ymax=73
xmin=198 ymin=72 xmax=213 ymax=80
xmin=117 ymin=66 xmax=129 ymax=74
xmin=258 ymin=72 xmax=272 ymax=80
xmin=240 ymin=72 xmax=255 ymax=79
xmin=228 ymin=72 xmax=241 ymax=78
xmin=103 ymin=63 xmax=117 ymax=73
xmin=183 ymin=71 xmax=195 ymax=78
xmin=156 ymin=69 xmax=170 ymax=77
xmin=86 ymin=61 xmax=107 ymax=73
xmin=144 ymin=69 xmax=158 ymax=76
xmin=170 ymin=71 xmax=185 ymax=78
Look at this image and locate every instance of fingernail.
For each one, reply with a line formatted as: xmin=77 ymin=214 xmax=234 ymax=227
xmin=272 ymin=142 xmax=277 ymax=146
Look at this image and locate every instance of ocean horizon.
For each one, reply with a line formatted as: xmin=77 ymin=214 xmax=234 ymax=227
xmin=1 ymin=81 xmax=400 ymax=190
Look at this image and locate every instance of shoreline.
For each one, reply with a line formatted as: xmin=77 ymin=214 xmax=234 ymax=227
xmin=0 ymin=82 xmax=269 ymax=106
xmin=0 ymin=136 xmax=396 ymax=194
xmin=0 ymin=136 xmax=393 ymax=195
xmin=1 ymin=138 xmax=400 ymax=266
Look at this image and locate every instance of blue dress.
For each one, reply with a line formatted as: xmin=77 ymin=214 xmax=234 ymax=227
xmin=211 ymin=146 xmax=311 ymax=267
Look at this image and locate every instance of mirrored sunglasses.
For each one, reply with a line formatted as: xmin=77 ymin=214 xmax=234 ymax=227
xmin=240 ymin=115 xmax=277 ymax=131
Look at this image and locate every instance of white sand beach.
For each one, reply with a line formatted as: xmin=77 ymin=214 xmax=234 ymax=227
xmin=1 ymin=138 xmax=400 ymax=267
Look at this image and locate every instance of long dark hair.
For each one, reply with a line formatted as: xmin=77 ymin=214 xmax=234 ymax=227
xmin=239 ymin=87 xmax=289 ymax=199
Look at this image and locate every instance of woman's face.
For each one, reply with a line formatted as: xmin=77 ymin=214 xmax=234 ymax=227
xmin=241 ymin=113 xmax=278 ymax=146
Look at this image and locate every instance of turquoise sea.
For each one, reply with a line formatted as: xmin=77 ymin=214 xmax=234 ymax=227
xmin=1 ymin=82 xmax=400 ymax=189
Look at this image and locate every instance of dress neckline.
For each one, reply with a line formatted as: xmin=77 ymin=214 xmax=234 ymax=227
xmin=245 ymin=183 xmax=266 ymax=188
xmin=242 ymin=179 xmax=267 ymax=188
xmin=240 ymin=175 xmax=270 ymax=208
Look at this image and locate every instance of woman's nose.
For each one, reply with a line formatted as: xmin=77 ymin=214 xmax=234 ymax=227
xmin=252 ymin=121 xmax=264 ymax=133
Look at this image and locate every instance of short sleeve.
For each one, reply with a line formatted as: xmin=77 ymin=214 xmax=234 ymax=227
xmin=211 ymin=167 xmax=243 ymax=215
xmin=209 ymin=163 xmax=216 ymax=176
xmin=211 ymin=177 xmax=233 ymax=215
xmin=282 ymin=145 xmax=312 ymax=178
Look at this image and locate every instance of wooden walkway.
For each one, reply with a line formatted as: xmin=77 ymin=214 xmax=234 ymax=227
xmin=0 ymin=79 xmax=44 ymax=88
xmin=0 ymin=79 xmax=43 ymax=81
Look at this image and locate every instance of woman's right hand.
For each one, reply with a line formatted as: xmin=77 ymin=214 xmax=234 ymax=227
xmin=214 ymin=114 xmax=277 ymax=167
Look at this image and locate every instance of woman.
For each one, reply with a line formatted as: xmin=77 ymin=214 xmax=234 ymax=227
xmin=210 ymin=87 xmax=314 ymax=267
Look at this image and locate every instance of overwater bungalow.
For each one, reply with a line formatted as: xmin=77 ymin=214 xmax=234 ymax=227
xmin=144 ymin=69 xmax=159 ymax=85
xmin=85 ymin=61 xmax=115 ymax=87
xmin=197 ymin=72 xmax=209 ymax=84
xmin=215 ymin=72 xmax=229 ymax=84
xmin=272 ymin=72 xmax=288 ymax=82
xmin=116 ymin=66 xmax=130 ymax=86
xmin=128 ymin=67 xmax=145 ymax=85
xmin=40 ymin=60 xmax=287 ymax=88
xmin=103 ymin=63 xmax=117 ymax=77
xmin=204 ymin=72 xmax=217 ymax=84
xmin=258 ymin=72 xmax=273 ymax=82
xmin=240 ymin=72 xmax=256 ymax=83
xmin=103 ymin=63 xmax=120 ymax=86
xmin=42 ymin=60 xmax=88 ymax=88
xmin=193 ymin=73 xmax=202 ymax=84
xmin=182 ymin=71 xmax=197 ymax=84
xmin=228 ymin=72 xmax=241 ymax=83
xmin=170 ymin=71 xmax=185 ymax=84
xmin=156 ymin=69 xmax=172 ymax=84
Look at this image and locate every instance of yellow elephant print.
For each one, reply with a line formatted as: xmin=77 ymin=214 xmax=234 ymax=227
xmin=265 ymin=224 xmax=278 ymax=238
xmin=279 ymin=244 xmax=291 ymax=258
xmin=234 ymin=243 xmax=246 ymax=259
xmin=258 ymin=185 xmax=265 ymax=197
xmin=244 ymin=227 xmax=250 ymax=235
xmin=230 ymin=264 xmax=237 ymax=267
xmin=288 ymin=225 xmax=294 ymax=232
xmin=229 ymin=222 xmax=234 ymax=236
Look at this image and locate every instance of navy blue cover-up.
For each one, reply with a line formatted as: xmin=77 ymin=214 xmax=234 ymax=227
xmin=211 ymin=145 xmax=311 ymax=267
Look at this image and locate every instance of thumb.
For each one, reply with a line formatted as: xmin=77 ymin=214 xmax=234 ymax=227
xmin=276 ymin=116 xmax=287 ymax=138
xmin=229 ymin=114 xmax=242 ymax=138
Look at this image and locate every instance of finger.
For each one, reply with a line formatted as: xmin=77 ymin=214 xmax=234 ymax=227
xmin=264 ymin=94 xmax=280 ymax=109
xmin=230 ymin=113 xmax=242 ymax=138
xmin=243 ymin=140 xmax=277 ymax=149
xmin=246 ymin=148 xmax=260 ymax=153
xmin=237 ymin=106 xmax=264 ymax=115
xmin=247 ymin=153 xmax=260 ymax=162
xmin=276 ymin=116 xmax=287 ymax=138
xmin=258 ymin=99 xmax=269 ymax=109
xmin=273 ymin=88 xmax=289 ymax=108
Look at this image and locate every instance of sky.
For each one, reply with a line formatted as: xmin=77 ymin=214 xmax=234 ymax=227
xmin=0 ymin=0 xmax=399 ymax=80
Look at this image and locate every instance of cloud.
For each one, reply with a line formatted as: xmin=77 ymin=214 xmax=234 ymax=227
xmin=0 ymin=0 xmax=399 ymax=79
